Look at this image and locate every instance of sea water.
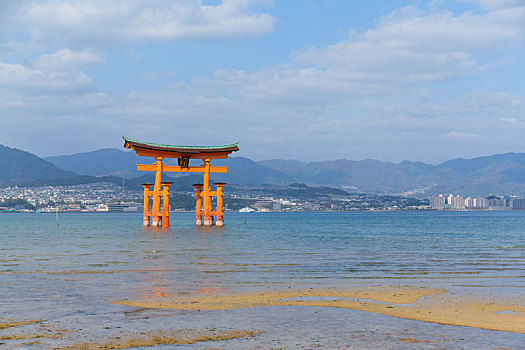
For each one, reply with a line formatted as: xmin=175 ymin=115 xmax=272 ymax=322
xmin=1 ymin=211 xmax=524 ymax=348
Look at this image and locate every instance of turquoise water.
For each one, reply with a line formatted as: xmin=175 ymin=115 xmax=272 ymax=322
xmin=2 ymin=211 xmax=524 ymax=284
xmin=1 ymin=211 xmax=524 ymax=348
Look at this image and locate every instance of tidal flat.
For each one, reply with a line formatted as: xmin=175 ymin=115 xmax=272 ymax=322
xmin=1 ymin=212 xmax=524 ymax=348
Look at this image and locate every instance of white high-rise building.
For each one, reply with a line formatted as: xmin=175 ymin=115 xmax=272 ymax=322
xmin=430 ymin=195 xmax=446 ymax=210
xmin=487 ymin=197 xmax=506 ymax=209
xmin=448 ymin=194 xmax=465 ymax=210
xmin=465 ymin=197 xmax=475 ymax=209
xmin=474 ymin=198 xmax=488 ymax=209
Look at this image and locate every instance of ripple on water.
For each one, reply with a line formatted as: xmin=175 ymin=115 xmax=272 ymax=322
xmin=1 ymin=212 xmax=525 ymax=345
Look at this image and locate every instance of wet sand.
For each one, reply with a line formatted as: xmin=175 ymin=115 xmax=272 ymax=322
xmin=0 ymin=319 xmax=44 ymax=330
xmin=0 ymin=320 xmax=258 ymax=349
xmin=57 ymin=329 xmax=259 ymax=350
xmin=114 ymin=285 xmax=525 ymax=334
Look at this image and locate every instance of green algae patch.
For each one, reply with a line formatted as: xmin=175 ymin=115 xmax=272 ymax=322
xmin=57 ymin=329 xmax=260 ymax=350
xmin=0 ymin=332 xmax=62 ymax=341
xmin=0 ymin=319 xmax=44 ymax=329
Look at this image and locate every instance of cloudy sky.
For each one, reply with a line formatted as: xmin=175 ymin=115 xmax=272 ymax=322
xmin=1 ymin=0 xmax=524 ymax=163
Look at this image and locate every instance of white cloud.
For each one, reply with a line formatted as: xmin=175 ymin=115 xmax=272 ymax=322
xmin=2 ymin=0 xmax=276 ymax=45
xmin=457 ymin=0 xmax=525 ymax=10
xmin=0 ymin=1 xmax=524 ymax=162
xmin=292 ymin=4 xmax=525 ymax=86
xmin=0 ymin=61 xmax=95 ymax=93
xmin=444 ymin=131 xmax=478 ymax=139
xmin=454 ymin=90 xmax=524 ymax=114
xmin=142 ymin=1 xmax=524 ymax=119
xmin=33 ymin=48 xmax=105 ymax=70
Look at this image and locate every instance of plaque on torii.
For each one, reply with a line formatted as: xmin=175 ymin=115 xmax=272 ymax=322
xmin=123 ymin=137 xmax=239 ymax=227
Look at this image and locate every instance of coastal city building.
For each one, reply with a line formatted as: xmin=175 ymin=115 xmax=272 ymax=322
xmin=0 ymin=183 xmax=142 ymax=212
xmin=429 ymin=194 xmax=523 ymax=210
xmin=4 ymin=182 xmax=524 ymax=214
xmin=1 ymin=181 xmax=430 ymax=213
xmin=474 ymin=197 xmax=488 ymax=209
xmin=107 ymin=202 xmax=142 ymax=213
xmin=448 ymin=195 xmax=464 ymax=210
xmin=512 ymin=198 xmax=525 ymax=209
xmin=430 ymin=195 xmax=446 ymax=210
xmin=486 ymin=195 xmax=506 ymax=210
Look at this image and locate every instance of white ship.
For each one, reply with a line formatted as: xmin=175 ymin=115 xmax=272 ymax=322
xmin=238 ymin=207 xmax=255 ymax=213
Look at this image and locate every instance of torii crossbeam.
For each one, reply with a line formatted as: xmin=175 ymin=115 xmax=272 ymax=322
xmin=123 ymin=136 xmax=239 ymax=227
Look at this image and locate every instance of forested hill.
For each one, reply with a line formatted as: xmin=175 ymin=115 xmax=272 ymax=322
xmin=258 ymin=153 xmax=525 ymax=196
xmin=0 ymin=145 xmax=75 ymax=184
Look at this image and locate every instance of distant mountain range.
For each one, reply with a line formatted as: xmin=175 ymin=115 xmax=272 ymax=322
xmin=44 ymin=148 xmax=150 ymax=179
xmin=1 ymin=144 xmax=525 ymax=197
xmin=259 ymin=153 xmax=525 ymax=196
xmin=0 ymin=145 xmax=75 ymax=184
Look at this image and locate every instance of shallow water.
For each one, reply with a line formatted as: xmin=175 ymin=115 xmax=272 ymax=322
xmin=1 ymin=211 xmax=524 ymax=348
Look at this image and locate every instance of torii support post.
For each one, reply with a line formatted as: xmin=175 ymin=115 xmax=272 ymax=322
xmin=161 ymin=182 xmax=173 ymax=228
xmin=193 ymin=184 xmax=203 ymax=225
xmin=151 ymin=157 xmax=164 ymax=227
xmin=202 ymin=159 xmax=214 ymax=226
xmin=214 ymin=182 xmax=226 ymax=226
xmin=141 ymin=183 xmax=153 ymax=226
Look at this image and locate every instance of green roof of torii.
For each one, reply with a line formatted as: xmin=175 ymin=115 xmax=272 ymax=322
xmin=122 ymin=136 xmax=239 ymax=154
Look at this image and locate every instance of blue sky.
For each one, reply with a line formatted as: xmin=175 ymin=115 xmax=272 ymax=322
xmin=0 ymin=0 xmax=524 ymax=163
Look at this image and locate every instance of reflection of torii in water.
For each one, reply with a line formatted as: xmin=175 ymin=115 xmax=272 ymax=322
xmin=137 ymin=227 xmax=229 ymax=300
xmin=123 ymin=137 xmax=239 ymax=227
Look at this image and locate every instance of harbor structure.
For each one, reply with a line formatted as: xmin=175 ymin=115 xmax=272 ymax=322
xmin=123 ymin=137 xmax=239 ymax=227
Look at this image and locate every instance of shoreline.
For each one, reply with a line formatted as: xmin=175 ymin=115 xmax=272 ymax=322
xmin=4 ymin=209 xmax=525 ymax=214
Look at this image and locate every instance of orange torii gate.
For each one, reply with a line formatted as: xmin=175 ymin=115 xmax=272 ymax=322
xmin=123 ymin=137 xmax=239 ymax=227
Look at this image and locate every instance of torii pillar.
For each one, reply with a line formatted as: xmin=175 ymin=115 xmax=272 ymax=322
xmin=214 ymin=182 xmax=226 ymax=226
xmin=193 ymin=184 xmax=203 ymax=225
xmin=141 ymin=183 xmax=153 ymax=226
xmin=151 ymin=157 xmax=164 ymax=227
xmin=161 ymin=181 xmax=172 ymax=227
